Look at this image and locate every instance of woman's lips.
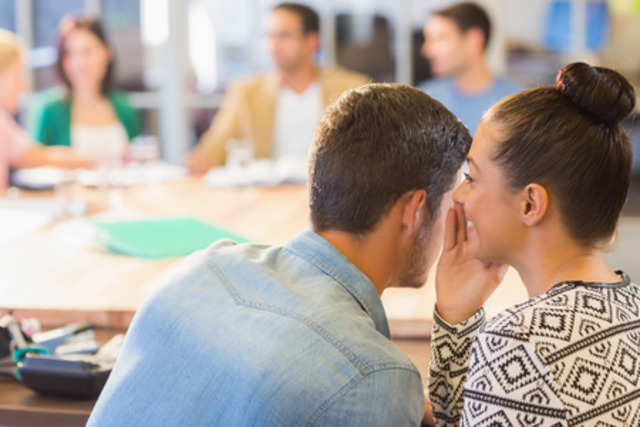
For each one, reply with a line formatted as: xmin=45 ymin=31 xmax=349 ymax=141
xmin=466 ymin=220 xmax=475 ymax=235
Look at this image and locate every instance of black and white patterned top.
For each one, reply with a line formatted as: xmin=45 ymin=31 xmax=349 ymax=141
xmin=429 ymin=272 xmax=640 ymax=426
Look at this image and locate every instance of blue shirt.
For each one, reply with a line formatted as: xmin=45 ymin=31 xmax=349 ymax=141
xmin=419 ymin=76 xmax=524 ymax=136
xmin=88 ymin=231 xmax=424 ymax=426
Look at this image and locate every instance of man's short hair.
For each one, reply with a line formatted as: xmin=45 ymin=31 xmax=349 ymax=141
xmin=310 ymin=83 xmax=471 ymax=235
xmin=273 ymin=3 xmax=319 ymax=35
xmin=434 ymin=2 xmax=491 ymax=49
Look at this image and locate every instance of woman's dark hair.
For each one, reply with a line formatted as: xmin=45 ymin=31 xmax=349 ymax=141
xmin=489 ymin=62 xmax=636 ymax=247
xmin=433 ymin=2 xmax=491 ymax=50
xmin=55 ymin=16 xmax=114 ymax=95
xmin=310 ymin=83 xmax=471 ymax=234
xmin=273 ymin=3 xmax=319 ymax=35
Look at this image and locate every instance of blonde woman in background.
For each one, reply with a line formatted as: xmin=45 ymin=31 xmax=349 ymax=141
xmin=0 ymin=29 xmax=92 ymax=193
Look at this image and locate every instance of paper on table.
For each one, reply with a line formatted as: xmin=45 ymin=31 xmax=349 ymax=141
xmin=77 ymin=162 xmax=189 ymax=187
xmin=11 ymin=162 xmax=189 ymax=190
xmin=203 ymin=157 xmax=308 ymax=187
xmin=10 ymin=167 xmax=64 ymax=190
xmin=92 ymin=216 xmax=250 ymax=259
xmin=0 ymin=198 xmax=57 ymax=244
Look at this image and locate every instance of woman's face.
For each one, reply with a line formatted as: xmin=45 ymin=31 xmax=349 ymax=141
xmin=0 ymin=57 xmax=27 ymax=113
xmin=62 ymin=28 xmax=110 ymax=92
xmin=453 ymin=119 xmax=526 ymax=263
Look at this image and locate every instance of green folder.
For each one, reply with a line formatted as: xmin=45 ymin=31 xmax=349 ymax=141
xmin=92 ymin=217 xmax=249 ymax=259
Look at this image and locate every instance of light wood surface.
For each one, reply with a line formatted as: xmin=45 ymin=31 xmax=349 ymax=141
xmin=0 ymin=177 xmax=452 ymax=425
xmin=0 ymin=179 xmax=310 ymax=328
xmin=1 ymin=177 xmax=529 ymax=333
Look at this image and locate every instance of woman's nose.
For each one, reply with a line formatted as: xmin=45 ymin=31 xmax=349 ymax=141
xmin=452 ymin=182 xmax=466 ymax=204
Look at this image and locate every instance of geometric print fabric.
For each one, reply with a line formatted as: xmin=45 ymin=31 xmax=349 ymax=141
xmin=429 ymin=276 xmax=640 ymax=426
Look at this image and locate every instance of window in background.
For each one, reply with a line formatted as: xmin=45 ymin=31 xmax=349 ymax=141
xmin=33 ymin=0 xmax=83 ymax=48
xmin=187 ymin=0 xmax=258 ymax=141
xmin=190 ymin=0 xmax=257 ymax=91
xmin=543 ymin=0 xmax=610 ymax=52
xmin=141 ymin=0 xmax=168 ymax=47
xmin=336 ymin=13 xmax=395 ymax=82
xmin=333 ymin=0 xmax=417 ymax=85
xmin=188 ymin=1 xmax=216 ymax=94
xmin=32 ymin=0 xmax=84 ymax=90
xmin=0 ymin=0 xmax=15 ymax=32
xmin=102 ymin=0 xmax=144 ymax=91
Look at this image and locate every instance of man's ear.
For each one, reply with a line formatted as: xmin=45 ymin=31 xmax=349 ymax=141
xmin=521 ymin=183 xmax=548 ymax=227
xmin=306 ymin=32 xmax=320 ymax=54
xmin=401 ymin=189 xmax=428 ymax=235
xmin=464 ymin=27 xmax=486 ymax=54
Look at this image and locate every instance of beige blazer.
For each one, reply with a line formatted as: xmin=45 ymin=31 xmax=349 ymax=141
xmin=196 ymin=67 xmax=370 ymax=165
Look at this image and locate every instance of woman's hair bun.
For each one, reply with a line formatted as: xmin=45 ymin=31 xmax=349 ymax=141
xmin=555 ymin=62 xmax=636 ymax=126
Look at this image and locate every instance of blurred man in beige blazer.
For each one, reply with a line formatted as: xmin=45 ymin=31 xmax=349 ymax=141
xmin=185 ymin=2 xmax=370 ymax=174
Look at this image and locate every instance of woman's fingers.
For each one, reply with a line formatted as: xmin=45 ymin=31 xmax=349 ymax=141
xmin=442 ymin=208 xmax=457 ymax=252
xmin=454 ymin=202 xmax=467 ymax=244
xmin=442 ymin=203 xmax=468 ymax=254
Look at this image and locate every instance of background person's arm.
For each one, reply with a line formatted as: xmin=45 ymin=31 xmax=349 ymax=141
xmin=13 ymin=145 xmax=94 ymax=169
xmin=185 ymin=83 xmax=245 ymax=174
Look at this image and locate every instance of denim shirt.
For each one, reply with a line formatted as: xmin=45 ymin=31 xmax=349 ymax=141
xmin=88 ymin=231 xmax=424 ymax=426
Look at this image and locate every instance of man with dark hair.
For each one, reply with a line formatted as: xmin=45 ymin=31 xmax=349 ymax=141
xmin=418 ymin=2 xmax=523 ymax=135
xmin=89 ymin=83 xmax=471 ymax=425
xmin=185 ymin=2 xmax=369 ymax=174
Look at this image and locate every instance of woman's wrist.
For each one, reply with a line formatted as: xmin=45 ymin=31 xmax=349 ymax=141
xmin=434 ymin=303 xmax=483 ymax=326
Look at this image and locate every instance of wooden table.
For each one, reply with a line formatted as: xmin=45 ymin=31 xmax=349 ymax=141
xmin=0 ymin=179 xmax=310 ymax=328
xmin=1 ymin=176 xmax=530 ymax=332
xmin=0 ymin=178 xmax=437 ymax=426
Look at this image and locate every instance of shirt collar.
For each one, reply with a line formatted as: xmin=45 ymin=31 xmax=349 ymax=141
xmin=284 ymin=230 xmax=390 ymax=339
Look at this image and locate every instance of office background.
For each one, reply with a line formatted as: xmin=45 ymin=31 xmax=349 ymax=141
xmin=0 ymin=1 xmax=637 ymax=153
xmin=1 ymin=0 xmax=639 ymax=275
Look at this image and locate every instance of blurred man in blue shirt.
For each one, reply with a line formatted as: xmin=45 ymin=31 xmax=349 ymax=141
xmin=419 ymin=2 xmax=523 ymax=136
xmin=88 ymin=84 xmax=471 ymax=426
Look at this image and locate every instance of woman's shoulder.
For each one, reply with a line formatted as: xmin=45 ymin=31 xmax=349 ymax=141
xmin=108 ymin=91 xmax=138 ymax=115
xmin=108 ymin=91 xmax=133 ymax=105
xmin=482 ymin=280 xmax=640 ymax=340
xmin=480 ymin=282 xmax=588 ymax=341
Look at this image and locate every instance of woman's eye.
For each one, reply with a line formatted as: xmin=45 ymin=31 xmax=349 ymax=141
xmin=463 ymin=172 xmax=475 ymax=183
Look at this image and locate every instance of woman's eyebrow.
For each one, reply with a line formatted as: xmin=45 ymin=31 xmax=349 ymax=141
xmin=467 ymin=157 xmax=479 ymax=171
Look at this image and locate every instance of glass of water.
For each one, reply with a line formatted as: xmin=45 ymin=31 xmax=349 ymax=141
xmin=130 ymin=135 xmax=161 ymax=189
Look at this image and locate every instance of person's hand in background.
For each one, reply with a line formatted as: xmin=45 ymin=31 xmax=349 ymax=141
xmin=17 ymin=145 xmax=96 ymax=170
xmin=184 ymin=149 xmax=214 ymax=175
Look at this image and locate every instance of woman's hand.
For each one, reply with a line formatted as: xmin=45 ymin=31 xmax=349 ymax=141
xmin=16 ymin=146 xmax=95 ymax=170
xmin=435 ymin=202 xmax=508 ymax=324
xmin=184 ymin=150 xmax=214 ymax=175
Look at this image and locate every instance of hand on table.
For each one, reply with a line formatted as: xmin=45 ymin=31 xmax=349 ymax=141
xmin=184 ymin=150 xmax=214 ymax=175
xmin=17 ymin=145 xmax=95 ymax=170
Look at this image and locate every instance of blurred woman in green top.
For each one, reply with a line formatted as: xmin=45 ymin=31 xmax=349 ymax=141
xmin=28 ymin=16 xmax=142 ymax=163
